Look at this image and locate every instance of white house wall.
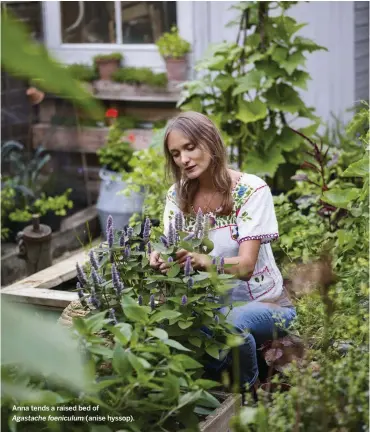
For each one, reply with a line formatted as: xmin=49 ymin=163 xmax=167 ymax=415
xmin=193 ymin=1 xmax=358 ymax=124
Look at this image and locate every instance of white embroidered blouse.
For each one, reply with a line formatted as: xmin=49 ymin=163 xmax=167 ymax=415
xmin=163 ymin=173 xmax=286 ymax=304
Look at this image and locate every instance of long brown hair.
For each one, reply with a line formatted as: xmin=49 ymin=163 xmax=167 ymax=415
xmin=163 ymin=111 xmax=233 ymax=215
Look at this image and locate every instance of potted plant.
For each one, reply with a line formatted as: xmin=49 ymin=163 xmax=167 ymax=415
xmin=1 ymin=141 xmax=73 ymax=241
xmin=96 ymin=115 xmax=144 ymax=235
xmin=156 ymin=27 xmax=191 ymax=82
xmin=93 ymin=52 xmax=123 ymax=81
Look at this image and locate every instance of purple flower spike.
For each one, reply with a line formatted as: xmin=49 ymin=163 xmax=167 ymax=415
xmin=90 ymin=295 xmax=101 ymax=309
xmin=175 ymin=212 xmax=184 ymax=231
xmin=138 ymin=295 xmax=143 ymax=306
xmin=160 ymin=235 xmax=169 ymax=248
xmin=214 ymin=315 xmax=219 ymax=325
xmin=147 ymin=241 xmax=152 ymax=255
xmin=168 ymin=256 xmax=174 ymax=263
xmin=150 ymin=294 xmax=155 ymax=311
xmin=125 ymin=246 xmax=131 ymax=258
xmin=119 ymin=232 xmax=125 ymax=247
xmin=211 ymin=257 xmax=217 ymax=265
xmin=127 ymin=227 xmax=134 ymax=239
xmin=218 ymin=257 xmax=225 ymax=274
xmin=168 ymin=222 xmax=175 ymax=246
xmin=143 ymin=217 xmax=151 ymax=241
xmin=89 ymin=250 xmax=99 ymax=271
xmin=108 ymin=226 xmax=114 ymax=248
xmin=181 ymin=295 xmax=188 ymax=305
xmin=183 ymin=233 xmax=195 ymax=241
xmin=194 ymin=208 xmax=204 ymax=238
xmin=91 ymin=268 xmax=102 ymax=286
xmin=111 ymin=264 xmax=121 ymax=290
xmin=184 ymin=256 xmax=192 ymax=277
xmin=78 ymin=289 xmax=84 ymax=300
xmin=106 ymin=215 xmax=113 ymax=232
xmin=109 ymin=308 xmax=118 ymax=325
xmin=187 ymin=277 xmax=194 ymax=290
xmin=115 ymin=282 xmax=123 ymax=296
xmin=203 ymin=216 xmax=210 ymax=238
xmin=76 ymin=263 xmax=87 ymax=286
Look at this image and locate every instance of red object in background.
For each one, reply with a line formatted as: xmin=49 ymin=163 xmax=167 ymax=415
xmin=128 ymin=133 xmax=135 ymax=143
xmin=105 ymin=108 xmax=118 ymax=118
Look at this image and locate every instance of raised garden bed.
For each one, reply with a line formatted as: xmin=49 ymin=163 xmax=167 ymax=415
xmin=1 ymin=249 xmax=242 ymax=431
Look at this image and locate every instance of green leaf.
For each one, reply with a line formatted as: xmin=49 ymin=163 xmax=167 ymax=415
xmin=192 ymin=273 xmax=210 ymax=282
xmin=233 ymin=70 xmax=264 ymax=95
xmin=322 ymin=188 xmax=361 ymax=209
xmin=271 ymin=46 xmax=289 ymax=62
xmin=276 ymin=127 xmax=302 ymax=151
xmin=178 ymin=321 xmax=193 ymax=330
xmin=342 ymin=156 xmax=369 ymax=178
xmin=194 ymin=379 xmax=221 ymax=389
xmin=149 ymin=310 xmax=182 ymax=324
xmin=205 ymin=344 xmax=220 ymax=360
xmin=167 ymin=263 xmax=181 ymax=278
xmin=236 ymin=98 xmax=268 ymax=123
xmin=264 ymin=84 xmax=305 ymax=113
xmin=84 ymin=311 xmax=107 ymax=333
xmin=214 ymin=74 xmax=235 ymax=91
xmin=88 ymin=346 xmax=114 ymax=358
xmin=201 ymin=238 xmax=214 ymax=254
xmin=1 ymin=12 xmax=102 ymax=118
xmin=189 ymin=337 xmax=202 ymax=348
xmin=151 ymin=242 xmax=168 ymax=253
xmin=281 ymin=51 xmax=306 ymax=75
xmin=121 ymin=296 xmax=149 ymax=324
xmin=293 ymin=36 xmax=328 ymax=53
xmin=148 ymin=328 xmax=169 ymax=340
xmin=227 ymin=334 xmax=245 ymax=348
xmin=172 ymin=354 xmax=203 ymax=369
xmin=112 ymin=345 xmax=132 ymax=377
xmin=287 ymin=69 xmax=311 ymax=90
xmin=164 ymin=339 xmax=191 ymax=352
xmin=245 ymin=147 xmax=285 ymax=178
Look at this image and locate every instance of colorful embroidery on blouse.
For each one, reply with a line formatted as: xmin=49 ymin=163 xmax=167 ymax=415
xmin=166 ymin=175 xmax=258 ymax=233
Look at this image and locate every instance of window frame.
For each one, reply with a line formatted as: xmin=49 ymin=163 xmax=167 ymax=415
xmin=43 ymin=1 xmax=193 ymax=71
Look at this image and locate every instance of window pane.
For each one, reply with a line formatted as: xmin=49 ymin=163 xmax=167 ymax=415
xmin=61 ymin=1 xmax=116 ymax=43
xmin=2 ymin=1 xmax=43 ymax=41
xmin=121 ymin=1 xmax=177 ymax=44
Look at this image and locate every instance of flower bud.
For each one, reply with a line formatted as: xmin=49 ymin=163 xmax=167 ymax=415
xmin=76 ymin=263 xmax=87 ymax=286
xmin=150 ymin=294 xmax=155 ymax=310
xmin=138 ymin=295 xmax=143 ymax=306
xmin=184 ymin=256 xmax=192 ymax=277
xmin=143 ymin=217 xmax=151 ymax=242
xmin=181 ymin=295 xmax=188 ymax=305
xmin=187 ymin=277 xmax=194 ymax=290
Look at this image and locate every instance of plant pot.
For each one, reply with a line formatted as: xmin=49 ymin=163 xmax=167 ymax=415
xmin=95 ymin=59 xmax=120 ymax=81
xmin=96 ymin=168 xmax=144 ymax=237
xmin=165 ymin=57 xmax=188 ymax=82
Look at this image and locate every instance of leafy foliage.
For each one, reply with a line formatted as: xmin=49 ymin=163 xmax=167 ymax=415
xmin=65 ymin=63 xmax=97 ymax=83
xmin=1 ymin=10 xmax=102 ymax=118
xmin=231 ymin=104 xmax=369 ymax=431
xmin=156 ymin=27 xmax=191 ymax=59
xmin=1 ymin=141 xmax=73 ymax=224
xmin=97 ymin=121 xmax=135 ymax=173
xmin=178 ymin=2 xmax=326 ymax=178
xmin=112 ymin=67 xmax=168 ymax=88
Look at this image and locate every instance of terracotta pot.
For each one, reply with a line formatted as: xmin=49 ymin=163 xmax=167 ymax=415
xmin=95 ymin=59 xmax=120 ymax=81
xmin=165 ymin=57 xmax=188 ymax=82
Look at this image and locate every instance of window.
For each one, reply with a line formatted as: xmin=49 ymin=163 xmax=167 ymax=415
xmin=61 ymin=1 xmax=116 ymax=43
xmin=60 ymin=1 xmax=177 ymax=44
xmin=121 ymin=2 xmax=177 ymax=44
xmin=2 ymin=1 xmax=44 ymax=41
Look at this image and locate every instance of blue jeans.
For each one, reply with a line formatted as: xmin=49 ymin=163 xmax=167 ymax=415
xmin=203 ymin=302 xmax=297 ymax=391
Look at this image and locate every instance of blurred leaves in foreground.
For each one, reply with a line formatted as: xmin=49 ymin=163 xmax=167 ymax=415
xmin=1 ymin=10 xmax=103 ymax=119
xmin=1 ymin=298 xmax=87 ymax=397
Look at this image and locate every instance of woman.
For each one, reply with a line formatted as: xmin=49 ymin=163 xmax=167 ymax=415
xmin=149 ymin=111 xmax=296 ymax=398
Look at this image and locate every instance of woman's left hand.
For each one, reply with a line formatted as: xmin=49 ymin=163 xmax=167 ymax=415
xmin=175 ymin=249 xmax=211 ymax=271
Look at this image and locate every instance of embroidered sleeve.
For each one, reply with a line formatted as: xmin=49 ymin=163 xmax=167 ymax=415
xmin=163 ymin=185 xmax=180 ymax=237
xmin=236 ymin=184 xmax=279 ymax=244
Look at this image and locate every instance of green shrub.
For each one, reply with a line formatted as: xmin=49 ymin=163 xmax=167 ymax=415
xmin=93 ymin=52 xmax=123 ymax=63
xmin=65 ymin=63 xmax=97 ymax=82
xmin=112 ymin=67 xmax=168 ymax=88
xmin=156 ymin=27 xmax=191 ymax=59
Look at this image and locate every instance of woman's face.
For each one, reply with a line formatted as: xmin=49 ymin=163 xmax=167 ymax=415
xmin=167 ymin=129 xmax=212 ymax=180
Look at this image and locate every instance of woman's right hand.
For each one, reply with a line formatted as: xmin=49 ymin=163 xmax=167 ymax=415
xmin=149 ymin=250 xmax=163 ymax=269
